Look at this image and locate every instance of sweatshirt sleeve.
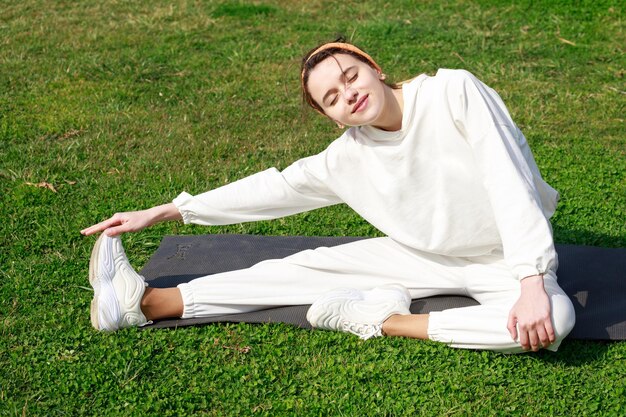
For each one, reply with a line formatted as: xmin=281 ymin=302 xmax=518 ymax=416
xmin=172 ymin=151 xmax=342 ymax=226
xmin=445 ymin=69 xmax=557 ymax=280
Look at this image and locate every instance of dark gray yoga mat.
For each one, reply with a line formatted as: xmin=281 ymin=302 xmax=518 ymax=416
xmin=139 ymin=234 xmax=626 ymax=340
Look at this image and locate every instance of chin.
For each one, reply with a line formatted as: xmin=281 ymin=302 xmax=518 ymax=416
xmin=342 ymin=98 xmax=383 ymax=127
xmin=355 ymin=110 xmax=382 ymax=127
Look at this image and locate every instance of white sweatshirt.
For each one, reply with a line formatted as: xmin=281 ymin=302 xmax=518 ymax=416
xmin=173 ymin=69 xmax=559 ymax=280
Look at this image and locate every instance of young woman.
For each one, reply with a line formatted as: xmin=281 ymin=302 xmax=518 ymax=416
xmin=81 ymin=40 xmax=576 ymax=353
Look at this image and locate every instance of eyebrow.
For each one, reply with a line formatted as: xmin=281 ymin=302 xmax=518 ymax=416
xmin=322 ymin=65 xmax=356 ymax=104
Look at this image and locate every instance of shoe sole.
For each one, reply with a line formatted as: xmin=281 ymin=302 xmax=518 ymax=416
xmin=89 ymin=234 xmax=120 ymax=331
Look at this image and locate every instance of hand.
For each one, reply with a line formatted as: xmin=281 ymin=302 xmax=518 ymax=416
xmin=80 ymin=210 xmax=154 ymax=237
xmin=80 ymin=203 xmax=182 ymax=237
xmin=507 ymin=275 xmax=555 ymax=351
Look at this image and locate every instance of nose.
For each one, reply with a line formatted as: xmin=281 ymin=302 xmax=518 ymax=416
xmin=342 ymin=86 xmax=357 ymax=102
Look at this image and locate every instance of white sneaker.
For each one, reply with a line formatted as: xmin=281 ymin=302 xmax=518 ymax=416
xmin=306 ymin=284 xmax=412 ymax=340
xmin=89 ymin=234 xmax=149 ymax=331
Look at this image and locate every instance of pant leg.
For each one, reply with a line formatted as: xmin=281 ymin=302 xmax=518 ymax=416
xmin=178 ymin=237 xmax=575 ymax=353
xmin=178 ymin=237 xmax=471 ymax=318
xmin=427 ymin=253 xmax=576 ymax=353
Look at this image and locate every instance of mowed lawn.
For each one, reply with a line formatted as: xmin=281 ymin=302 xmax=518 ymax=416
xmin=1 ymin=0 xmax=625 ymax=415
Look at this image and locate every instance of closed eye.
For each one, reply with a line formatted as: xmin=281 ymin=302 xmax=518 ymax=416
xmin=323 ymin=69 xmax=359 ymax=107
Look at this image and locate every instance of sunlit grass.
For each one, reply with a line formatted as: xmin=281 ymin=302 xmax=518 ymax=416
xmin=1 ymin=0 xmax=625 ymax=415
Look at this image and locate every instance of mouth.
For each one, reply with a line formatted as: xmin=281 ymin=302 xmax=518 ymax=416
xmin=352 ymin=94 xmax=369 ymax=114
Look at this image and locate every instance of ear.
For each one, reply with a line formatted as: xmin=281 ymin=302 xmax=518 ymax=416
xmin=379 ymin=72 xmax=387 ymax=81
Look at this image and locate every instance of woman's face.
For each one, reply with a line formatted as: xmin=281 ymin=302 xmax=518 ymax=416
xmin=306 ymin=53 xmax=388 ymax=128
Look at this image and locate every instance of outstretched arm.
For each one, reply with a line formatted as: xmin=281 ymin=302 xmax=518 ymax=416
xmin=172 ymin=158 xmax=341 ymax=226
xmin=83 ymin=150 xmax=341 ymax=236
xmin=80 ymin=203 xmax=182 ymax=237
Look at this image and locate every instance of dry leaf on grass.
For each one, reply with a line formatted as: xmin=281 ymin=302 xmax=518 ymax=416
xmin=557 ymin=37 xmax=576 ymax=46
xmin=25 ymin=181 xmax=57 ymax=192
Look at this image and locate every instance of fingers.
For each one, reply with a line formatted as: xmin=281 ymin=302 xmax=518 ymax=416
xmin=516 ymin=325 xmax=538 ymax=351
xmin=103 ymin=225 xmax=126 ymax=237
xmin=517 ymin=320 xmax=554 ymax=351
xmin=533 ymin=319 xmax=556 ymax=350
xmin=527 ymin=329 xmax=540 ymax=351
xmin=521 ymin=327 xmax=551 ymax=351
xmin=518 ymin=329 xmax=530 ymax=351
xmin=536 ymin=325 xmax=551 ymax=350
xmin=507 ymin=313 xmax=518 ymax=341
xmin=80 ymin=214 xmax=124 ymax=236
xmin=544 ymin=318 xmax=556 ymax=344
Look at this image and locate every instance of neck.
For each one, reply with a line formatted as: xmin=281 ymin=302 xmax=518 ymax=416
xmin=372 ymin=86 xmax=404 ymax=131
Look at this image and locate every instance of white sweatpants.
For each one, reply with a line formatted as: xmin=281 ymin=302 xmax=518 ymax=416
xmin=177 ymin=237 xmax=575 ymax=353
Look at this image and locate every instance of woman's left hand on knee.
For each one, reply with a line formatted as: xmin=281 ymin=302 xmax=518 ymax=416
xmin=507 ymin=275 xmax=556 ymax=351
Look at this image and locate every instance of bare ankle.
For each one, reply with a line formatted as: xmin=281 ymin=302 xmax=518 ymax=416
xmin=140 ymin=286 xmax=154 ymax=309
xmin=140 ymin=287 xmax=155 ymax=320
xmin=140 ymin=287 xmax=184 ymax=321
xmin=382 ymin=314 xmax=403 ymax=336
xmin=382 ymin=313 xmax=430 ymax=339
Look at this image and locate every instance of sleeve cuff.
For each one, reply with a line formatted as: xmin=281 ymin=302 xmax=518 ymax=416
xmin=172 ymin=192 xmax=194 ymax=225
xmin=514 ymin=265 xmax=547 ymax=281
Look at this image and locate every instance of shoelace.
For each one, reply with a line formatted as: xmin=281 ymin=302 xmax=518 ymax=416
xmin=341 ymin=321 xmax=383 ymax=340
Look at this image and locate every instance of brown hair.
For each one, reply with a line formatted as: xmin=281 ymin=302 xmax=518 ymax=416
xmin=300 ymin=39 xmax=398 ymax=116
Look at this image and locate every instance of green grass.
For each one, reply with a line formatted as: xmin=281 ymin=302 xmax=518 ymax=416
xmin=1 ymin=0 xmax=625 ymax=415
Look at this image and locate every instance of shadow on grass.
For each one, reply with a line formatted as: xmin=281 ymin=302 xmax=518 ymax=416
xmin=536 ymin=339 xmax=613 ymax=367
xmin=554 ymin=225 xmax=626 ymax=248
